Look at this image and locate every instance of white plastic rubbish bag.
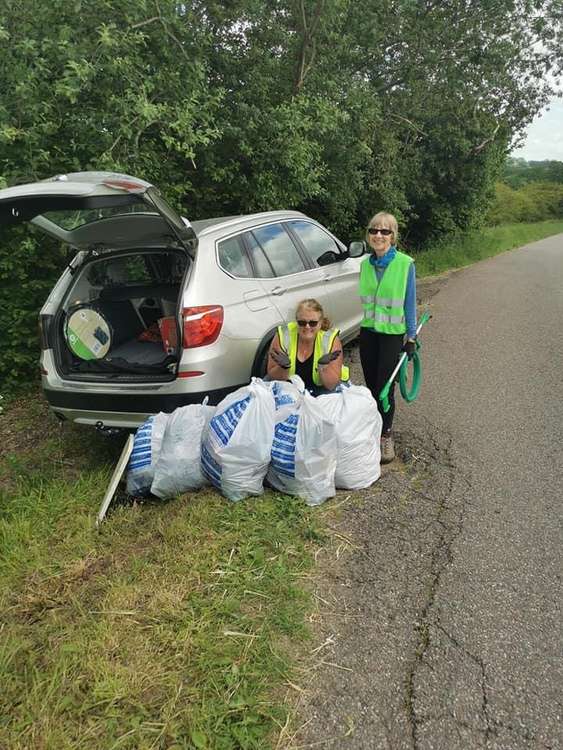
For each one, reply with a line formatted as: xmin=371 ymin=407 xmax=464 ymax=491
xmin=267 ymin=389 xmax=337 ymax=506
xmin=317 ymin=384 xmax=382 ymax=489
xmin=150 ymin=403 xmax=216 ymax=499
xmin=126 ymin=412 xmax=169 ymax=496
xmin=201 ymin=378 xmax=276 ymax=502
xmin=270 ymin=376 xmax=304 ymax=419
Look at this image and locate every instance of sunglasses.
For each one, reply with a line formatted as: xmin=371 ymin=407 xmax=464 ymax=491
xmin=368 ymin=227 xmax=392 ymax=236
xmin=297 ymin=319 xmax=320 ymax=328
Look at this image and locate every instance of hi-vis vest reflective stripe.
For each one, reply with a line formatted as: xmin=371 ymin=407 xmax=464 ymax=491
xmin=359 ymin=251 xmax=413 ymax=334
xmin=277 ymin=322 xmax=350 ymax=386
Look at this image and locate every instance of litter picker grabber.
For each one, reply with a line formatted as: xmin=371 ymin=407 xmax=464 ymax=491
xmin=379 ymin=311 xmax=432 ymax=413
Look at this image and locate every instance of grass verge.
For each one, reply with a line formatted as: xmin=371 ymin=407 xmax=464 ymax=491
xmin=0 ymin=397 xmax=326 ymax=750
xmin=414 ymin=220 xmax=563 ymax=277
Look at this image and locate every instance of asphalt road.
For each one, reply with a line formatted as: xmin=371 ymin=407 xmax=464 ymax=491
xmin=291 ymin=235 xmax=562 ymax=749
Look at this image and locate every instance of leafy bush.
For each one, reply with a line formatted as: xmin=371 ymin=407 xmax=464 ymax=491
xmin=0 ymin=227 xmax=66 ymax=393
xmin=503 ymin=157 xmax=563 ymax=188
xmin=487 ymin=180 xmax=563 ymax=225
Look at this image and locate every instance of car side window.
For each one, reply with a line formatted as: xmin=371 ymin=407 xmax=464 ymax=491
xmin=217 ymin=235 xmax=252 ymax=278
xmin=245 ymin=232 xmax=276 ymax=278
xmin=287 ymin=220 xmax=341 ymax=266
xmin=251 ymin=223 xmax=307 ymax=277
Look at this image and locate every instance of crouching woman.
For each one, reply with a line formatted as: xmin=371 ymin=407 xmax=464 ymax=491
xmin=267 ymin=298 xmax=349 ymax=395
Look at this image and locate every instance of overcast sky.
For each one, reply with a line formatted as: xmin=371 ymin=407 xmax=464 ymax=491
xmin=510 ymin=97 xmax=563 ymax=162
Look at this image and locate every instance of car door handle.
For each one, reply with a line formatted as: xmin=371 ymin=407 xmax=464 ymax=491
xmin=270 ymin=286 xmax=285 ymax=295
xmin=323 ymin=273 xmax=333 ymax=281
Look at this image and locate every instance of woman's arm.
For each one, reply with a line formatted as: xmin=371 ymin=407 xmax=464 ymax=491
xmin=317 ymin=335 xmax=344 ymax=390
xmin=267 ymin=333 xmax=290 ymax=381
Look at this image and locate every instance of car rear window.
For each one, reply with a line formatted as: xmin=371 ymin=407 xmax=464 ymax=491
xmin=217 ymin=235 xmax=252 ymax=277
xmin=41 ymin=203 xmax=154 ymax=231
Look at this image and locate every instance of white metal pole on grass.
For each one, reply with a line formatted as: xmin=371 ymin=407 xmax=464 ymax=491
xmin=96 ymin=434 xmax=134 ymax=526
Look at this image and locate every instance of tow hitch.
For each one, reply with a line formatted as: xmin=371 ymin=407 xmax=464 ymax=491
xmin=95 ymin=421 xmax=125 ymax=438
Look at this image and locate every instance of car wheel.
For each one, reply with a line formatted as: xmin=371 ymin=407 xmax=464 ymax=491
xmin=252 ymin=337 xmax=273 ymax=379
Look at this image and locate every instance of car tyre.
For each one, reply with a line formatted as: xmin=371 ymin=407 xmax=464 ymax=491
xmin=252 ymin=336 xmax=274 ymax=379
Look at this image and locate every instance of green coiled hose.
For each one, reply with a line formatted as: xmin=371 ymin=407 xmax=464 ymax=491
xmin=398 ymin=344 xmax=422 ymax=403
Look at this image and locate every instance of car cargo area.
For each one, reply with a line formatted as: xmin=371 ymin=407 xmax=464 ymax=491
xmin=55 ymin=249 xmax=188 ymax=380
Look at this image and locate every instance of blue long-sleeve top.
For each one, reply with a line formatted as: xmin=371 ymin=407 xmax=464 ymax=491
xmin=369 ymin=247 xmax=417 ymax=339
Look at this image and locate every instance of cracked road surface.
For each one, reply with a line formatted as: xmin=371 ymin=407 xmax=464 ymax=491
xmin=288 ymin=235 xmax=562 ymax=749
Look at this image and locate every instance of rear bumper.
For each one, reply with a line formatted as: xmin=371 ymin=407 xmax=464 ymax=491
xmin=44 ymin=384 xmax=245 ymax=428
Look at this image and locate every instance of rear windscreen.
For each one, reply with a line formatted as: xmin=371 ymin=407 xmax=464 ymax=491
xmin=43 ymin=202 xmax=156 ymax=231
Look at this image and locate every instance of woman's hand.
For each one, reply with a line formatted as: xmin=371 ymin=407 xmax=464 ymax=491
xmin=317 ymin=339 xmax=344 ymax=390
xmin=317 ymin=350 xmax=341 ymax=367
xmin=270 ymin=349 xmax=291 ymax=369
xmin=267 ymin=334 xmax=291 ymax=381
xmin=402 ymin=340 xmax=416 ymax=360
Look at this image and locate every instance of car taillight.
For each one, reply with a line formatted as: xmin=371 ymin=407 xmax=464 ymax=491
xmin=182 ymin=306 xmax=224 ymax=348
xmin=38 ymin=314 xmax=54 ymax=350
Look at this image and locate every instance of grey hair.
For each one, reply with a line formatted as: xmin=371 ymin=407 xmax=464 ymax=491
xmin=366 ymin=211 xmax=399 ymax=244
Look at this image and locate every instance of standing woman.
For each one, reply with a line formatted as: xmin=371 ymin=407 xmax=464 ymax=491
xmin=267 ymin=298 xmax=349 ymax=395
xmin=359 ymin=212 xmax=417 ymax=463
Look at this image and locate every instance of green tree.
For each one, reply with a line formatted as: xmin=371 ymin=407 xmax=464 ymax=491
xmin=1 ymin=0 xmax=562 ymax=390
xmin=0 ymin=0 xmax=222 ymax=390
xmin=337 ymin=0 xmax=562 ymax=244
xmin=0 ymin=0 xmax=223 ymax=196
xmin=487 ymin=180 xmax=563 ymax=224
xmin=503 ymin=157 xmax=563 ymax=188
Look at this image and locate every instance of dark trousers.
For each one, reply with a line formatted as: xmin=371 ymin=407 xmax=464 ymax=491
xmin=359 ymin=327 xmax=404 ymax=433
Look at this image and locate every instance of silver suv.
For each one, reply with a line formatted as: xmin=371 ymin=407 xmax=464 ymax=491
xmin=0 ymin=172 xmax=364 ymax=428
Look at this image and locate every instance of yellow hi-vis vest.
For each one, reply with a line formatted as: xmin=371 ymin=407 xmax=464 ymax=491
xmin=359 ymin=251 xmax=413 ymax=334
xmin=277 ymin=322 xmax=350 ymax=386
